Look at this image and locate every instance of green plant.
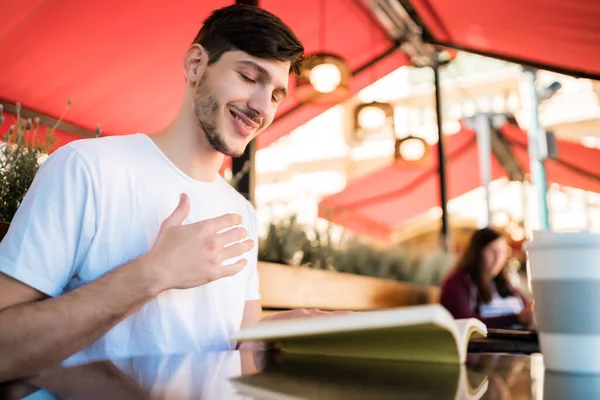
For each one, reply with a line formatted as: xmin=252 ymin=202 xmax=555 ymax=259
xmin=258 ymin=215 xmax=310 ymax=265
xmin=332 ymin=236 xmax=411 ymax=280
xmin=258 ymin=214 xmax=455 ymax=285
xmin=0 ymin=102 xmax=70 ymax=222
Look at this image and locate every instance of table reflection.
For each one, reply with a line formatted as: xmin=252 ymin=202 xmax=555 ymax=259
xmin=1 ymin=350 xmax=268 ymax=400
xmin=467 ymin=353 xmax=538 ymax=400
xmin=233 ymin=353 xmax=489 ymax=400
xmin=3 ymin=350 xmax=600 ymax=399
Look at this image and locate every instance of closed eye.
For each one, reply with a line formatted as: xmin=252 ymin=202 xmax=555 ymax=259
xmin=239 ymin=73 xmax=255 ymax=84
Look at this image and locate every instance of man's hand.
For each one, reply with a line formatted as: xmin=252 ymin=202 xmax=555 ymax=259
xmin=237 ymin=308 xmax=352 ymax=351
xmin=261 ymin=308 xmax=349 ymax=322
xmin=143 ymin=193 xmax=255 ymax=292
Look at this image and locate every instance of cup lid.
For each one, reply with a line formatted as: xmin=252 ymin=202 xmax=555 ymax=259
xmin=524 ymin=230 xmax=600 ymax=250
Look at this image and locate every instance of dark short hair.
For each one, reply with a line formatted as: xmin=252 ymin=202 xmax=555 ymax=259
xmin=193 ymin=5 xmax=304 ymax=75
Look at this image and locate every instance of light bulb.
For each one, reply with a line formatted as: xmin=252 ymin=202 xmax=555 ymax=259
xmin=510 ymin=226 xmax=526 ymax=242
xmin=309 ymin=63 xmax=341 ymax=94
xmin=443 ymin=120 xmax=462 ymax=135
xmin=399 ymin=138 xmax=426 ymax=161
xmin=492 ymin=211 xmax=510 ymax=227
xmin=358 ymin=106 xmax=387 ymax=130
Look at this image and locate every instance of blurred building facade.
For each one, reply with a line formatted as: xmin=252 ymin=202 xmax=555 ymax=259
xmin=248 ymin=53 xmax=600 ymax=241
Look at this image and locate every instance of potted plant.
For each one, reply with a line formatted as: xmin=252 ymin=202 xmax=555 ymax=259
xmin=256 ymin=215 xmax=446 ymax=312
xmin=0 ymin=102 xmax=70 ymax=241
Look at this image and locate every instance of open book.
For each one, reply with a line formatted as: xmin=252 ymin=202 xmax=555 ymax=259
xmin=231 ymin=353 xmax=489 ymax=400
xmin=232 ymin=304 xmax=487 ymax=364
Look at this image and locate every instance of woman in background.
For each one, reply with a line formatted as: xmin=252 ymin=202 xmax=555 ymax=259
xmin=440 ymin=227 xmax=533 ymax=329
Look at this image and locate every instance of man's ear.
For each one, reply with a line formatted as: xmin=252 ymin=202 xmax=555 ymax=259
xmin=183 ymin=44 xmax=208 ymax=83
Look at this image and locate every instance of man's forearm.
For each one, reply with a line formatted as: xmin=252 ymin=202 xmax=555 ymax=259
xmin=0 ymin=257 xmax=163 ymax=382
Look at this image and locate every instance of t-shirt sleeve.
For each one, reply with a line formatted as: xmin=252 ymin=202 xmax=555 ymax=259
xmin=0 ymin=145 xmax=96 ymax=297
xmin=244 ymin=204 xmax=261 ymax=301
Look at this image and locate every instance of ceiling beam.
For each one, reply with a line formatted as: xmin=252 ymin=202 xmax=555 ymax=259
xmin=430 ymin=41 xmax=600 ymax=81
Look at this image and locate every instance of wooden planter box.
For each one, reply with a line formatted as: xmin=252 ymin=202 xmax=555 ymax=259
xmin=258 ymin=261 xmax=439 ymax=312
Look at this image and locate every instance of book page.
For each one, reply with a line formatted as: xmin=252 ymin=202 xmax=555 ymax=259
xmin=234 ymin=305 xmax=469 ymax=364
xmin=454 ymin=319 xmax=488 ymax=360
xmin=454 ymin=319 xmax=487 ymax=340
xmin=235 ymin=304 xmax=454 ymax=341
xmin=273 ymin=323 xmax=463 ymax=364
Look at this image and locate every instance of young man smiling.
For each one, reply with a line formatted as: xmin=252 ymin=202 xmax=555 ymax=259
xmin=0 ymin=5 xmax=325 ymax=381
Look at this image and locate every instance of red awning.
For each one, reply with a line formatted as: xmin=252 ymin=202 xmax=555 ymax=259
xmin=0 ymin=1 xmax=407 ymax=154
xmin=318 ymin=122 xmax=600 ymax=240
xmin=408 ymin=0 xmax=600 ymax=79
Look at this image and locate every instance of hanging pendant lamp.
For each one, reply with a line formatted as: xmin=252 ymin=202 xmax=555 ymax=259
xmin=295 ymin=0 xmax=350 ymax=103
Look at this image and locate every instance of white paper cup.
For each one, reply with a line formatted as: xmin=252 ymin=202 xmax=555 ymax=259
xmin=524 ymin=231 xmax=600 ymax=374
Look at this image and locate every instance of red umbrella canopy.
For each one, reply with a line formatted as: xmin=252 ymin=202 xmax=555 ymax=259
xmin=0 ymin=0 xmax=407 ymax=151
xmin=407 ymin=0 xmax=600 ymax=79
xmin=318 ymin=121 xmax=600 ymax=240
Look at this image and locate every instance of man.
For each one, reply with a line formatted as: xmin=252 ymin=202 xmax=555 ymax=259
xmin=0 ymin=4 xmax=323 ymax=381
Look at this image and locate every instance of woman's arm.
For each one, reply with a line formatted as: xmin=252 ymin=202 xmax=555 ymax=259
xmin=440 ymin=274 xmax=522 ymax=329
xmin=439 ymin=274 xmax=477 ymax=319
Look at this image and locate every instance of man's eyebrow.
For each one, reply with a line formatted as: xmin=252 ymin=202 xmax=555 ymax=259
xmin=238 ymin=60 xmax=269 ymax=77
xmin=237 ymin=60 xmax=288 ymax=98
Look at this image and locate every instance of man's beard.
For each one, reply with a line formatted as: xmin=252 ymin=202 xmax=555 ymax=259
xmin=192 ymin=73 xmax=243 ymax=157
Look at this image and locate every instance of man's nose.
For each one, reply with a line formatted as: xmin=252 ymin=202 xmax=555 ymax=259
xmin=247 ymin=90 xmax=273 ymax=120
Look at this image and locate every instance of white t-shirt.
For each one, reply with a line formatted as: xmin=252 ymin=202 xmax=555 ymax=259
xmin=0 ymin=133 xmax=260 ymax=361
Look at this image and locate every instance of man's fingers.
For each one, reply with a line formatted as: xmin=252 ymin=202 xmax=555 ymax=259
xmin=162 ymin=193 xmax=190 ymax=228
xmin=299 ymin=308 xmax=330 ymax=318
xmin=331 ymin=310 xmax=354 ymax=315
xmin=217 ymin=227 xmax=248 ymax=247
xmin=196 ymin=213 xmax=243 ymax=234
xmin=220 ymin=240 xmax=255 ymax=263
xmin=219 ymin=259 xmax=248 ymax=278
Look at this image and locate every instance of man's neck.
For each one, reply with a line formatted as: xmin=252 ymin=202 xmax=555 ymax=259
xmin=150 ymin=118 xmax=224 ymax=183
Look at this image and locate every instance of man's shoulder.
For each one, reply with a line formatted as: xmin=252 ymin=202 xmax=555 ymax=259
xmin=65 ymin=133 xmax=147 ymax=158
xmin=60 ymin=134 xmax=157 ymax=177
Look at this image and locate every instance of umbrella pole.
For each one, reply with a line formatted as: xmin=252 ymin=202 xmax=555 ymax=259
xmin=433 ymin=53 xmax=450 ymax=251
xmin=474 ymin=114 xmax=493 ymax=227
xmin=523 ymin=68 xmax=550 ymax=231
xmin=231 ymin=0 xmax=260 ymax=205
